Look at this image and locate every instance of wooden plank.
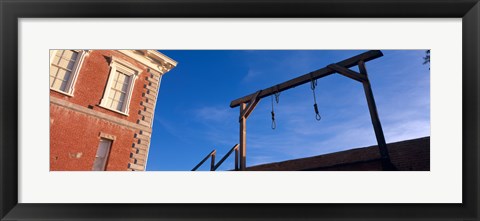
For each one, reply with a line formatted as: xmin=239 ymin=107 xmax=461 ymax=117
xmin=327 ymin=64 xmax=367 ymax=82
xmin=230 ymin=50 xmax=383 ymax=108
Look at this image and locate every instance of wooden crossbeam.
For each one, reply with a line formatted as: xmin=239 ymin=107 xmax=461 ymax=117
xmin=230 ymin=50 xmax=383 ymax=108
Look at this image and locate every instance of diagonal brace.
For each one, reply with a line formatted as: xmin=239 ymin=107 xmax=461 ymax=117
xmin=327 ymin=64 xmax=368 ymax=83
xmin=239 ymin=90 xmax=262 ymax=121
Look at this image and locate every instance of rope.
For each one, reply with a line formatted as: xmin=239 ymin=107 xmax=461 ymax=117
xmin=274 ymin=85 xmax=280 ymax=104
xmin=310 ymin=78 xmax=317 ymax=90
xmin=270 ymin=85 xmax=281 ymax=129
xmin=271 ymin=95 xmax=276 ymax=129
xmin=311 ymin=79 xmax=321 ymax=121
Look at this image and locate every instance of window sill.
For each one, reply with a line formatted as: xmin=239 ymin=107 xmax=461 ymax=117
xmin=97 ymin=104 xmax=129 ymax=116
xmin=50 ymin=88 xmax=73 ymax=97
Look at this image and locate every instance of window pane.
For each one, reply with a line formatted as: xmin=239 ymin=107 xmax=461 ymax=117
xmin=118 ymin=92 xmax=125 ymax=102
xmin=115 ymin=101 xmax=123 ymax=111
xmin=92 ymin=139 xmax=112 ymax=171
xmin=50 ymin=50 xmax=79 ymax=92
xmin=50 ymin=66 xmax=59 ymax=78
xmin=66 ymin=59 xmax=76 ymax=70
xmin=52 ymin=78 xmax=64 ymax=90
xmin=55 ymin=68 xmax=67 ymax=80
xmin=118 ymin=73 xmax=127 ymax=82
xmin=96 ymin=145 xmax=109 ymax=157
xmin=62 ymin=50 xmax=74 ymax=59
xmin=52 ymin=54 xmax=61 ymax=65
xmin=62 ymin=71 xmax=71 ymax=86
xmin=69 ymin=51 xmax=78 ymax=61
xmin=112 ymin=100 xmax=121 ymax=110
xmin=113 ymin=91 xmax=121 ymax=100
xmin=113 ymin=71 xmax=120 ymax=81
xmin=114 ymin=81 xmax=124 ymax=91
xmin=108 ymin=90 xmax=116 ymax=99
xmin=121 ymin=82 xmax=129 ymax=92
xmin=57 ymin=58 xmax=71 ymax=70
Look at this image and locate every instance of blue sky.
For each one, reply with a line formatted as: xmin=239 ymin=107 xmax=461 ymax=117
xmin=146 ymin=50 xmax=430 ymax=171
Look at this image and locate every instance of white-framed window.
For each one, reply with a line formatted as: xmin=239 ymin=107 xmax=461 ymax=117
xmin=99 ymin=56 xmax=141 ymax=115
xmin=49 ymin=50 xmax=88 ymax=96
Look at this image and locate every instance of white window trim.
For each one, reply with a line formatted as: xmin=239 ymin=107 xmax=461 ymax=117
xmin=49 ymin=50 xmax=89 ymax=96
xmin=99 ymin=56 xmax=142 ymax=116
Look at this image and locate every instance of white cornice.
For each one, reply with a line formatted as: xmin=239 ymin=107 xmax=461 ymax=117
xmin=117 ymin=50 xmax=177 ymax=75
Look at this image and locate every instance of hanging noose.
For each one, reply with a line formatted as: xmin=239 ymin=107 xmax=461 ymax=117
xmin=271 ymin=87 xmax=280 ymax=130
xmin=310 ymin=78 xmax=321 ymax=121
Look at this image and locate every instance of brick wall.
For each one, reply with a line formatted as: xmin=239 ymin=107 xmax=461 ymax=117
xmin=246 ymin=137 xmax=430 ymax=171
xmin=50 ymin=104 xmax=135 ymax=171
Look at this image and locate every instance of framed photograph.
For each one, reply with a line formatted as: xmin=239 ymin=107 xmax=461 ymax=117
xmin=1 ymin=0 xmax=479 ymax=220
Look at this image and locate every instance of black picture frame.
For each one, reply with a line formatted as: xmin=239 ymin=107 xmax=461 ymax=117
xmin=1 ymin=0 xmax=479 ymax=220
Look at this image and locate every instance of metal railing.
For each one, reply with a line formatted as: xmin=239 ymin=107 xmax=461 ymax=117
xmin=191 ymin=144 xmax=239 ymax=171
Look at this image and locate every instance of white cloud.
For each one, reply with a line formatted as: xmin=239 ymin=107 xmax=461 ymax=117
xmin=242 ymin=69 xmax=263 ymax=82
xmin=195 ymin=106 xmax=236 ymax=123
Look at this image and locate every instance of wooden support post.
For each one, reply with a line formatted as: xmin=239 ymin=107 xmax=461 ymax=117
xmin=210 ymin=150 xmax=216 ymax=171
xmin=359 ymin=61 xmax=395 ymax=171
xmin=234 ymin=146 xmax=239 ymax=171
xmin=239 ymin=103 xmax=247 ymax=170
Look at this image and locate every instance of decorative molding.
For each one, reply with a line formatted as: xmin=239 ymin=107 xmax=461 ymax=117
xmin=110 ymin=55 xmax=143 ymax=74
xmin=50 ymin=96 xmax=152 ymax=133
xmin=117 ymin=50 xmax=177 ymax=74
xmin=99 ymin=132 xmax=117 ymax=141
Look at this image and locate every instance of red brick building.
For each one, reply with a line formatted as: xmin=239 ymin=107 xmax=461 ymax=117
xmin=49 ymin=50 xmax=177 ymax=171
